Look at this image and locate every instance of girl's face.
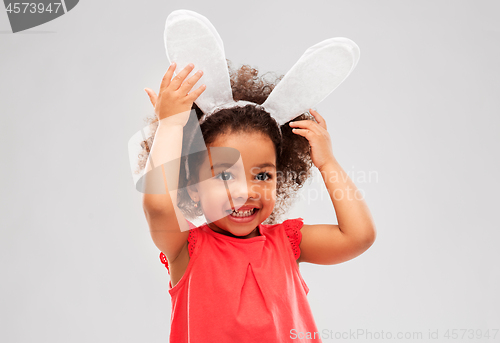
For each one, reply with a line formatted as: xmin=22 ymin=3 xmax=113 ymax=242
xmin=191 ymin=131 xmax=277 ymax=238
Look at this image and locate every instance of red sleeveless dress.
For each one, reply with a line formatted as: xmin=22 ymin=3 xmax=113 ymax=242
xmin=159 ymin=218 xmax=322 ymax=343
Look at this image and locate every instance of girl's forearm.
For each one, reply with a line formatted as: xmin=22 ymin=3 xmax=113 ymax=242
xmin=319 ymin=157 xmax=376 ymax=243
xmin=142 ymin=114 xmax=188 ymax=213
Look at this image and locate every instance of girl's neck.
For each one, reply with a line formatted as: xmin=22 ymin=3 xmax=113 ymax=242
xmin=207 ymin=223 xmax=261 ymax=239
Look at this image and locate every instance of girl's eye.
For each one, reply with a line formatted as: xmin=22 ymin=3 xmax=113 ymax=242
xmin=215 ymin=171 xmax=234 ymax=181
xmin=256 ymin=172 xmax=272 ymax=181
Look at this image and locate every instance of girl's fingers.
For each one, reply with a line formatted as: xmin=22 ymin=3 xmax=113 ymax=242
xmin=291 ymin=128 xmax=313 ymax=140
xmin=188 ymin=84 xmax=207 ymax=101
xmin=144 ymin=88 xmax=158 ymax=107
xmin=169 ymin=63 xmax=195 ymax=90
xmin=309 ymin=109 xmax=327 ymax=130
xmin=289 ymin=119 xmax=323 ymax=135
xmin=178 ymin=69 xmax=204 ymax=94
xmin=159 ymin=62 xmax=177 ymax=93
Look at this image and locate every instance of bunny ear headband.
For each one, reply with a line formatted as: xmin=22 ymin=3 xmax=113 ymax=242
xmin=127 ymin=8 xmax=360 ymax=215
xmin=165 ymin=9 xmax=360 ymax=126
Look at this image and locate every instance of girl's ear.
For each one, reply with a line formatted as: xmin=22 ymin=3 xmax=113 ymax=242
xmin=186 ymin=183 xmax=199 ymax=203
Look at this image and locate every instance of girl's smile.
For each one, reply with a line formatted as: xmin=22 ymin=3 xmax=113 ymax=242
xmin=226 ymin=206 xmax=260 ymax=223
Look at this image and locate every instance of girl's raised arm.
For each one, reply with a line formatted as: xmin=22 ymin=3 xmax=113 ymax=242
xmin=142 ymin=62 xmax=206 ymax=264
xmin=289 ymin=109 xmax=377 ymax=265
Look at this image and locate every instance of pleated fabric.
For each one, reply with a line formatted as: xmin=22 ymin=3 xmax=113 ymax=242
xmin=159 ymin=218 xmax=321 ymax=343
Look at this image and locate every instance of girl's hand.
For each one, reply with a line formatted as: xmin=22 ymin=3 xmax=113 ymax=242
xmin=289 ymin=109 xmax=336 ymax=170
xmin=144 ymin=62 xmax=206 ymax=123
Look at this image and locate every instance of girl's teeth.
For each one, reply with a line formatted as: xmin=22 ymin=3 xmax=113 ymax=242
xmin=230 ymin=208 xmax=255 ymax=217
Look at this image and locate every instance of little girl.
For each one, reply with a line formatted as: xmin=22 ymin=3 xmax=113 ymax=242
xmin=138 ymin=61 xmax=376 ymax=343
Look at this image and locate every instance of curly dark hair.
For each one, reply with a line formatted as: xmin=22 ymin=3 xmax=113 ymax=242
xmin=136 ymin=62 xmax=315 ymax=224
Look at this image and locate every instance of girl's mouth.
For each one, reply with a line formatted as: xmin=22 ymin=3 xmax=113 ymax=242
xmin=226 ymin=208 xmax=259 ymax=223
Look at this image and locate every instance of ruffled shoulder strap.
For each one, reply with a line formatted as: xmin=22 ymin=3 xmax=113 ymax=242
xmin=283 ymin=217 xmax=305 ymax=260
xmin=187 ymin=226 xmax=198 ymax=258
xmin=159 ymin=219 xmax=198 ymax=274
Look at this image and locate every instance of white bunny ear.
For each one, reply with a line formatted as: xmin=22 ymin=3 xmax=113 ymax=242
xmin=262 ymin=38 xmax=360 ymax=126
xmin=165 ymin=10 xmax=234 ymax=115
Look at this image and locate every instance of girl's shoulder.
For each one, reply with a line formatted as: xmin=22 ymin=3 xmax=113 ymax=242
xmin=159 ymin=219 xmax=203 ymax=273
xmin=262 ymin=217 xmax=304 ymax=234
xmin=262 ymin=217 xmax=304 ymax=230
xmin=282 ymin=218 xmax=304 ymax=260
xmin=262 ymin=217 xmax=304 ymax=260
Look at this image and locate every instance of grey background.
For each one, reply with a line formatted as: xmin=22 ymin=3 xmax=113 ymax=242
xmin=1 ymin=0 xmax=499 ymax=342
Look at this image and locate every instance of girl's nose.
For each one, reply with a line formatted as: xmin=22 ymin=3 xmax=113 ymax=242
xmin=230 ymin=178 xmax=261 ymax=203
